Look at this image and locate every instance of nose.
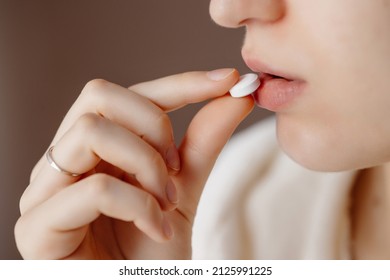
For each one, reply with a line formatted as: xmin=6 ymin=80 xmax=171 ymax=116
xmin=209 ymin=0 xmax=285 ymax=28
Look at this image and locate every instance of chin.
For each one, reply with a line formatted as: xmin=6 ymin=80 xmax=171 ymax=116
xmin=275 ymin=116 xmax=359 ymax=172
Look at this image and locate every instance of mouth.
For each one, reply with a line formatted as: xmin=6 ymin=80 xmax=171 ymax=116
xmin=260 ymin=72 xmax=292 ymax=82
xmin=244 ymin=58 xmax=301 ymax=82
xmin=243 ymin=58 xmax=306 ymax=112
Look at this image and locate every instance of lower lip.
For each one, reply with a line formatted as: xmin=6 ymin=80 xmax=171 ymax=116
xmin=253 ymin=76 xmax=306 ymax=111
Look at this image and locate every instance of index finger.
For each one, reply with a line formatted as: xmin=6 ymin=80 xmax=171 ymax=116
xmin=29 ymin=69 xmax=238 ymax=183
xmin=128 ymin=68 xmax=239 ymax=112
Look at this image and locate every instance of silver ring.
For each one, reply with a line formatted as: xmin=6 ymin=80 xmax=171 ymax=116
xmin=46 ymin=146 xmax=82 ymax=177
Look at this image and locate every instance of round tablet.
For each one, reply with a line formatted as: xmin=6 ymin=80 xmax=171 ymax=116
xmin=229 ymin=73 xmax=260 ymax=98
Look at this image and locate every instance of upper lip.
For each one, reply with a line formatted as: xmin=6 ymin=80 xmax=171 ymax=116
xmin=242 ymin=53 xmax=302 ymax=82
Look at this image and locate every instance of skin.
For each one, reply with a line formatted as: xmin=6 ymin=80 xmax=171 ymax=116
xmin=15 ymin=0 xmax=390 ymax=259
xmin=15 ymin=71 xmax=253 ymax=259
xmin=211 ymin=0 xmax=390 ymax=172
xmin=210 ymin=0 xmax=390 ymax=258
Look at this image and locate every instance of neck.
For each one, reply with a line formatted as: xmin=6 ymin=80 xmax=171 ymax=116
xmin=350 ymin=164 xmax=390 ymax=259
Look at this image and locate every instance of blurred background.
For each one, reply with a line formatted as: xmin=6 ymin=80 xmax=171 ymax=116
xmin=0 ymin=0 xmax=271 ymax=259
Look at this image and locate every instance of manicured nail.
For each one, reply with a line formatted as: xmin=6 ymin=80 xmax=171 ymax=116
xmin=165 ymin=179 xmax=178 ymax=204
xmin=207 ymin=68 xmax=235 ymax=81
xmin=162 ymin=216 xmax=174 ymax=239
xmin=166 ymin=143 xmax=181 ymax=172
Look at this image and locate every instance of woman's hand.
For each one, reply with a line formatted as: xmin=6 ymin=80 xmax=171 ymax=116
xmin=15 ymin=69 xmax=254 ymax=259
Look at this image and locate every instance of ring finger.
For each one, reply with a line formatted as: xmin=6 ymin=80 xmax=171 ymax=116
xmin=21 ymin=113 xmax=177 ymax=214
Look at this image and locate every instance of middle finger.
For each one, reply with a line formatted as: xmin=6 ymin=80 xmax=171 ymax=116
xmin=31 ymin=79 xmax=180 ymax=183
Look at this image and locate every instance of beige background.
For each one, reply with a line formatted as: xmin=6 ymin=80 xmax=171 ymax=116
xmin=0 ymin=0 xmax=271 ymax=259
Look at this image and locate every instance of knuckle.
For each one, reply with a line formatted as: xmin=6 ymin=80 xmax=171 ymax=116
xmin=14 ymin=217 xmax=27 ymax=257
xmin=19 ymin=192 xmax=28 ymax=215
xmin=75 ymin=113 xmax=104 ymax=136
xmin=154 ymin=112 xmax=171 ymax=135
xmin=29 ymin=160 xmax=42 ymax=184
xmin=88 ymin=173 xmax=112 ymax=199
xmin=143 ymin=193 xmax=160 ymax=218
xmin=142 ymin=112 xmax=172 ymax=146
xmin=14 ymin=216 xmax=24 ymax=239
xmin=14 ymin=216 xmax=53 ymax=260
xmin=18 ymin=185 xmax=37 ymax=215
xmin=138 ymin=150 xmax=168 ymax=191
xmin=81 ymin=79 xmax=111 ymax=106
xmin=14 ymin=216 xmax=44 ymax=259
xmin=83 ymin=79 xmax=110 ymax=95
xmin=145 ymin=149 xmax=166 ymax=171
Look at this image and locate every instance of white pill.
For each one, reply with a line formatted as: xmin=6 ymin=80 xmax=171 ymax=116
xmin=229 ymin=73 xmax=260 ymax=98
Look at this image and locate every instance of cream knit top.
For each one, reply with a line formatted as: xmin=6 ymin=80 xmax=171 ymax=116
xmin=192 ymin=117 xmax=357 ymax=259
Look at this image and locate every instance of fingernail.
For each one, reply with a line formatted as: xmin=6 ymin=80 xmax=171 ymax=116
xmin=166 ymin=143 xmax=181 ymax=172
xmin=207 ymin=68 xmax=235 ymax=81
xmin=165 ymin=178 xmax=178 ymax=204
xmin=162 ymin=216 xmax=174 ymax=239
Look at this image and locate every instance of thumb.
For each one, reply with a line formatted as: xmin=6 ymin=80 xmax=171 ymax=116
xmin=176 ymin=94 xmax=254 ymax=214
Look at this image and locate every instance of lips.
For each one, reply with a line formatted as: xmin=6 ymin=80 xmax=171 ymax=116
xmin=244 ymin=58 xmax=306 ymax=111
